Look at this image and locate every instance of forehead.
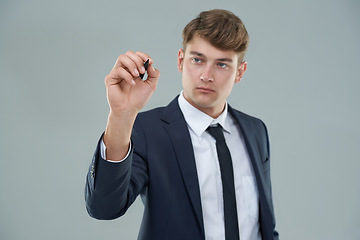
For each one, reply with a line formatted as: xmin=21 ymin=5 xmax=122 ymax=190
xmin=184 ymin=35 xmax=238 ymax=61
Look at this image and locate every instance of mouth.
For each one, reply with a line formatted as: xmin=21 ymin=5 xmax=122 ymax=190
xmin=196 ymin=86 xmax=215 ymax=93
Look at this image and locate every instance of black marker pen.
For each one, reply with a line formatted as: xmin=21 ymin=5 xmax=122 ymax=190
xmin=140 ymin=59 xmax=150 ymax=80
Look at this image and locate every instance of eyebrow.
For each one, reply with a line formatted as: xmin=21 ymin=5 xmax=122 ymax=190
xmin=189 ymin=51 xmax=233 ymax=63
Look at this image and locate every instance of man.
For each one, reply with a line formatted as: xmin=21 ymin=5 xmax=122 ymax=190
xmin=85 ymin=9 xmax=279 ymax=240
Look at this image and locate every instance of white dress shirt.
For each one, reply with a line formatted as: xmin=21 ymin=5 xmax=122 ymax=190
xmin=101 ymin=93 xmax=261 ymax=240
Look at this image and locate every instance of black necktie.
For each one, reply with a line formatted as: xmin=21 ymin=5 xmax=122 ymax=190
xmin=207 ymin=124 xmax=240 ymax=240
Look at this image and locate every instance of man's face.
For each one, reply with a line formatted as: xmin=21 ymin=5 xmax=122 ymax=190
xmin=178 ymin=35 xmax=247 ymax=118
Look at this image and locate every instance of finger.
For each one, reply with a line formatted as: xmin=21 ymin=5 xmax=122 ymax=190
xmin=106 ymin=67 xmax=136 ymax=86
xmin=145 ymin=63 xmax=160 ymax=83
xmin=126 ymin=51 xmax=152 ymax=74
xmin=113 ymin=54 xmax=140 ymax=78
xmin=135 ymin=51 xmax=153 ymax=65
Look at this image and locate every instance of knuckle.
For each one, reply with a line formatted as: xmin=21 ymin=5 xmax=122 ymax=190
xmin=117 ymin=67 xmax=125 ymax=75
xmin=125 ymin=50 xmax=134 ymax=56
xmin=117 ymin=54 xmax=125 ymax=62
xmin=104 ymin=74 xmax=111 ymax=84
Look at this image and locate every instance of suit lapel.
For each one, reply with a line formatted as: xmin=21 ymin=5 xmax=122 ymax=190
xmin=161 ymin=97 xmax=205 ymax=236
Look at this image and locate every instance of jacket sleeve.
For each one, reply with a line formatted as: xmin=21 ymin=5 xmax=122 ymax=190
xmin=85 ymin=130 xmax=149 ymax=220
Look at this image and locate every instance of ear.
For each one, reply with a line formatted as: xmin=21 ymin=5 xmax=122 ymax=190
xmin=177 ymin=49 xmax=184 ymax=72
xmin=235 ymin=61 xmax=247 ymax=83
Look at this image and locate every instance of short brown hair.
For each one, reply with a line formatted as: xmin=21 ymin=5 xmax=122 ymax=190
xmin=182 ymin=9 xmax=249 ymax=62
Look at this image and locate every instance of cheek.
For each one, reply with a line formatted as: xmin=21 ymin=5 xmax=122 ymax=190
xmin=182 ymin=69 xmax=196 ymax=90
xmin=216 ymin=71 xmax=237 ymax=87
xmin=184 ymin=60 xmax=202 ymax=75
xmin=183 ymin=70 xmax=200 ymax=87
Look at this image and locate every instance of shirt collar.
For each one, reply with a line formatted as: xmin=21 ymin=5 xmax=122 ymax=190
xmin=178 ymin=91 xmax=231 ymax=137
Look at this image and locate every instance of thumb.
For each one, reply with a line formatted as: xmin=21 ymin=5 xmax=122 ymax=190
xmin=146 ymin=63 xmax=160 ymax=81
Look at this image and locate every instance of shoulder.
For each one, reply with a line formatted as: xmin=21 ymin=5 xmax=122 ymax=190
xmin=228 ymin=105 xmax=268 ymax=132
xmin=229 ymin=106 xmax=271 ymax=156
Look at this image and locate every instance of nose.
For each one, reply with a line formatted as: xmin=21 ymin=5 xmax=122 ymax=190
xmin=200 ymin=64 xmax=214 ymax=82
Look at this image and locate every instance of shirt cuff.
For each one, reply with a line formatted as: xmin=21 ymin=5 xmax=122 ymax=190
xmin=100 ymin=137 xmax=132 ymax=163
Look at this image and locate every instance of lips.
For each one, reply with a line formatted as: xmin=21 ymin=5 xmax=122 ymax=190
xmin=196 ymin=86 xmax=214 ymax=93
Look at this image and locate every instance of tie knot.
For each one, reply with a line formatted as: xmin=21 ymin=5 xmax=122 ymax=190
xmin=206 ymin=124 xmax=225 ymax=142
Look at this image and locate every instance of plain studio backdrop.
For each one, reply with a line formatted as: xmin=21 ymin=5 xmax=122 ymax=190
xmin=0 ymin=0 xmax=359 ymax=239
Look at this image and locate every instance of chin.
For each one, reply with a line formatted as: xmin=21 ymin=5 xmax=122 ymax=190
xmin=195 ymin=95 xmax=217 ymax=105
xmin=193 ymin=99 xmax=216 ymax=110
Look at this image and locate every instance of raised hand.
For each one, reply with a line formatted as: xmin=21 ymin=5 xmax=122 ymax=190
xmin=103 ymin=51 xmax=160 ymax=161
xmin=105 ymin=51 xmax=160 ymax=116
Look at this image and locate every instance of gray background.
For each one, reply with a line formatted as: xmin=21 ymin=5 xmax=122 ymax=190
xmin=1 ymin=0 xmax=359 ymax=239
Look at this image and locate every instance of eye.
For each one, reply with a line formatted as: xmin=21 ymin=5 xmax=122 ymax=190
xmin=217 ymin=62 xmax=228 ymax=69
xmin=191 ymin=58 xmax=202 ymax=63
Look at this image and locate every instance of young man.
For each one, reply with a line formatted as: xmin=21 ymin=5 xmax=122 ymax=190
xmin=86 ymin=9 xmax=279 ymax=240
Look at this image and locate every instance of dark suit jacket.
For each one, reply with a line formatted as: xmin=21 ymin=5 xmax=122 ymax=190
xmin=85 ymin=96 xmax=279 ymax=240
